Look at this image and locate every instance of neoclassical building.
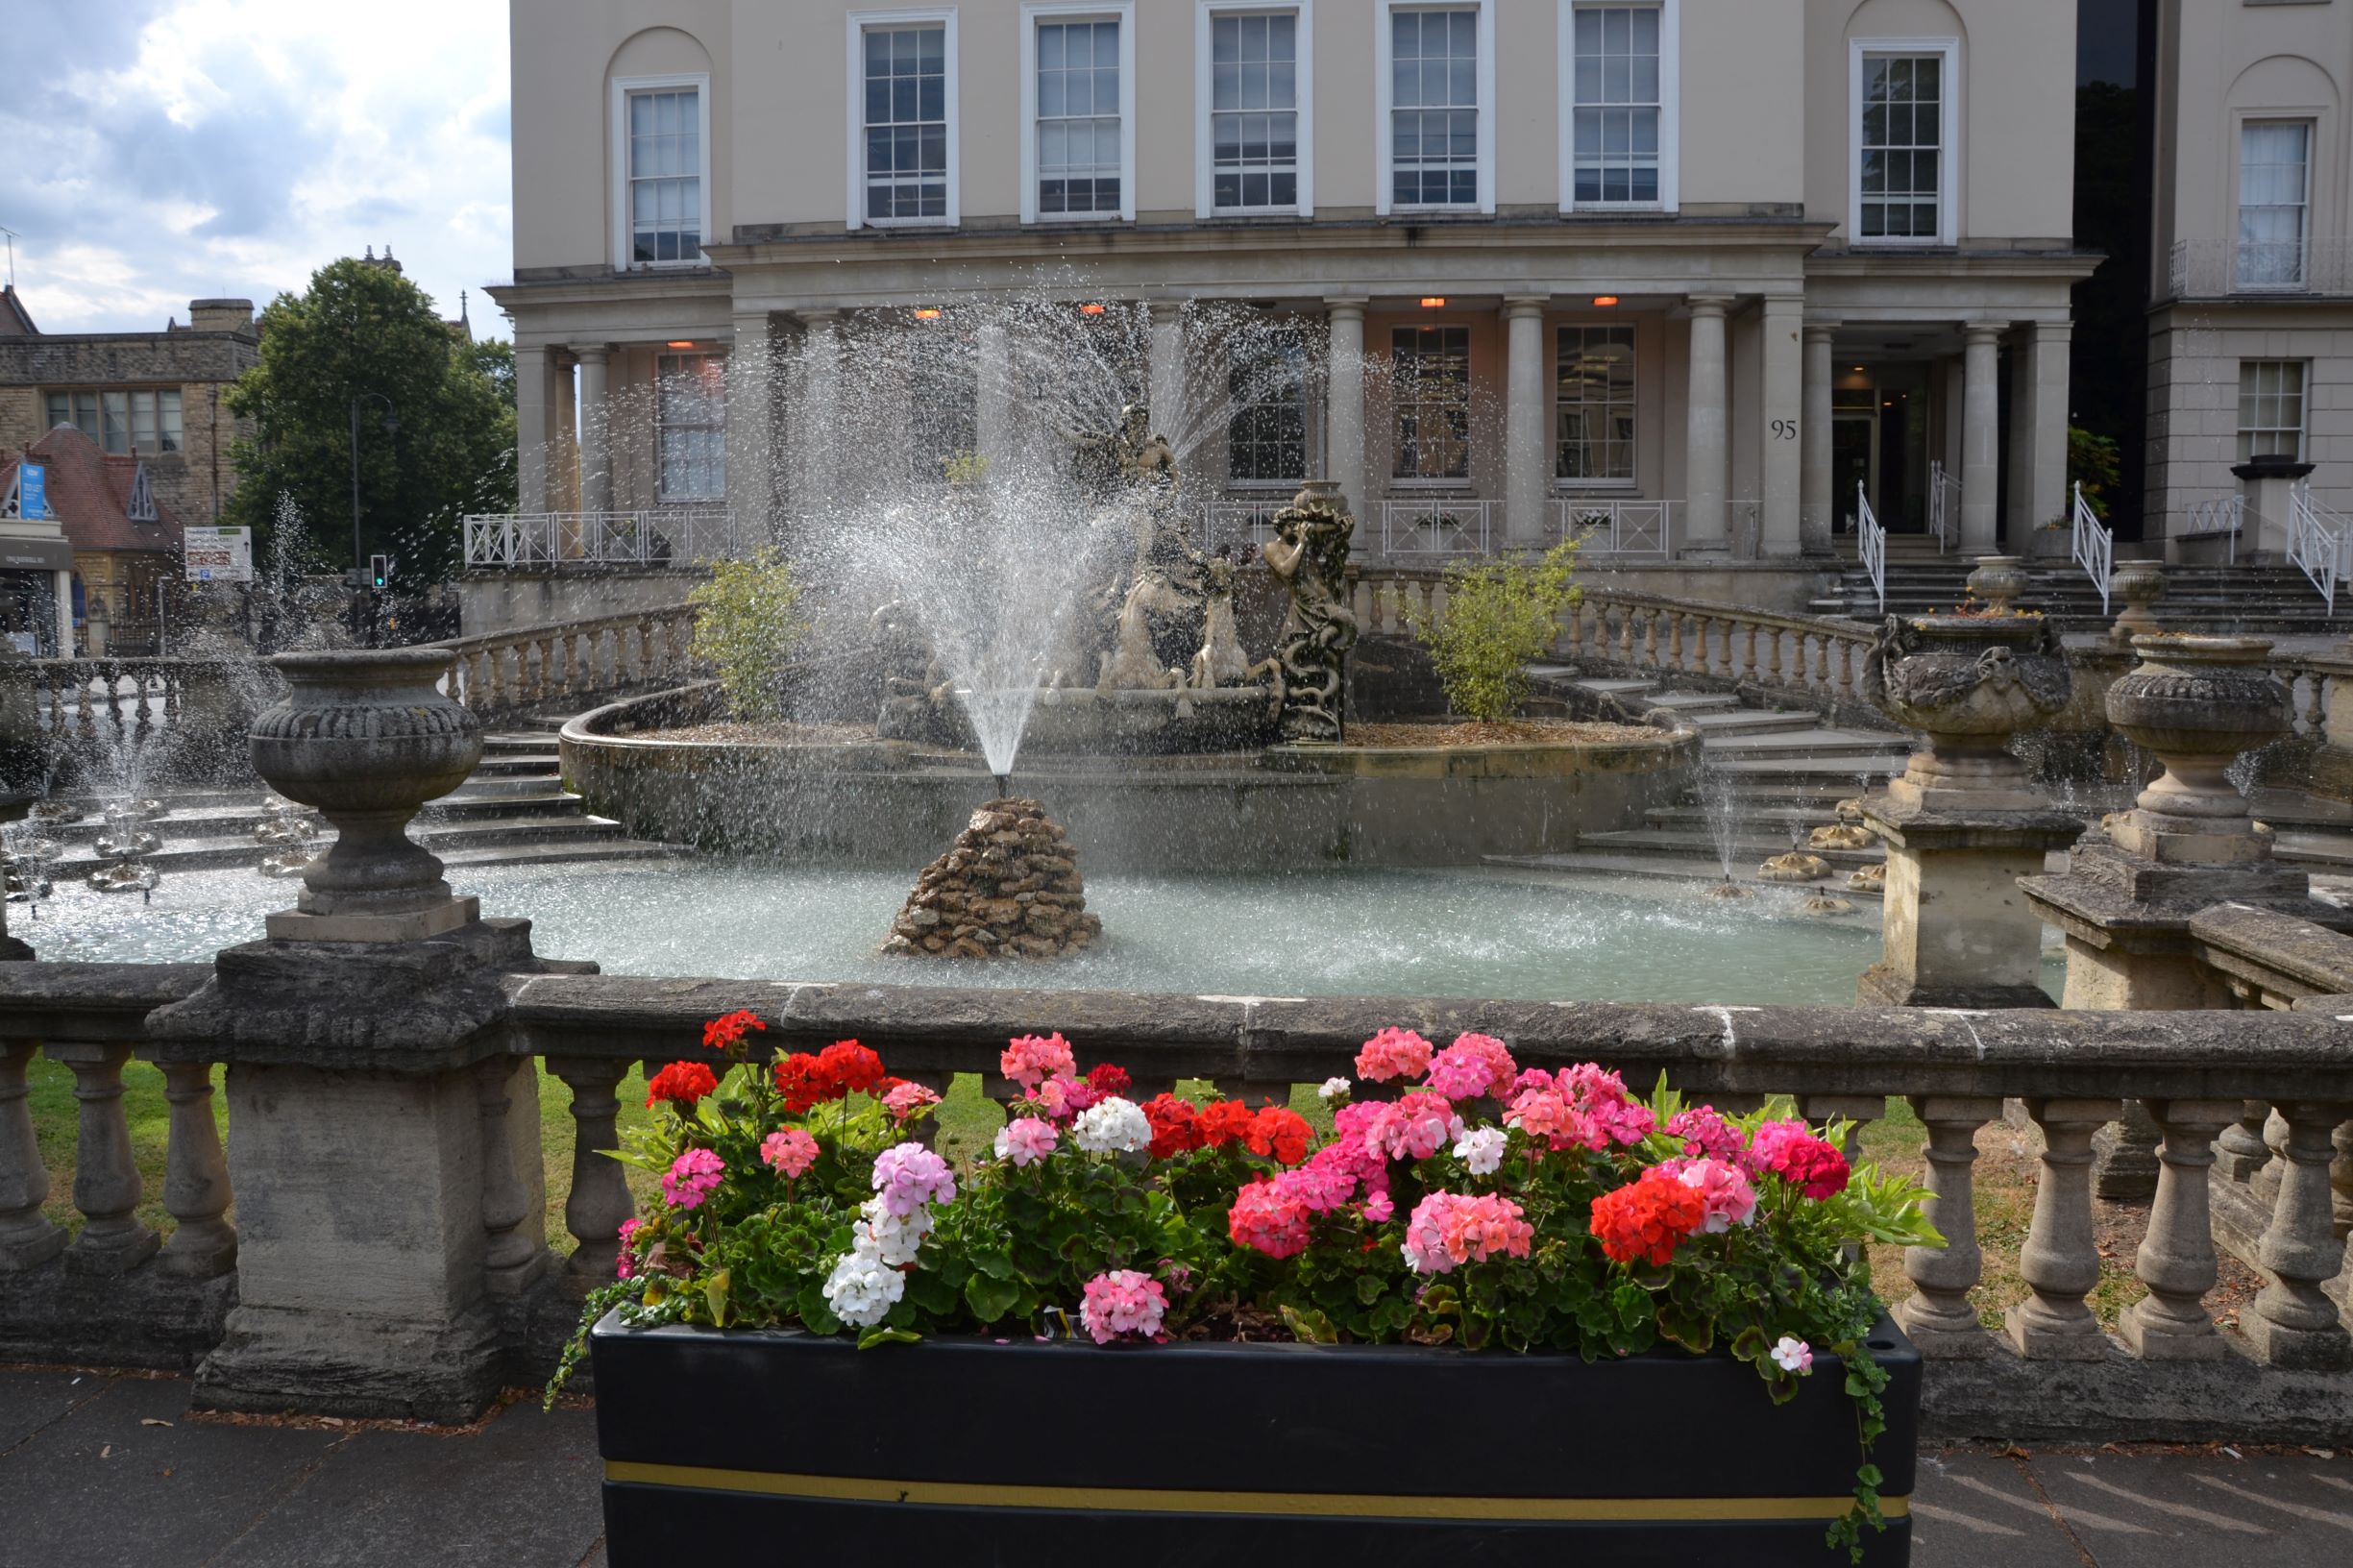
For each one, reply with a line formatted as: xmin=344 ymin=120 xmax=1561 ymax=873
xmin=488 ymin=0 xmax=2090 ymax=563
xmin=2144 ymin=0 xmax=2353 ymax=564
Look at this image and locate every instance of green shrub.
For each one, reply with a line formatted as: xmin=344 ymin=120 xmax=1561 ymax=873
xmin=1411 ymin=540 xmax=1582 ymax=723
xmin=687 ymin=550 xmax=807 ymax=721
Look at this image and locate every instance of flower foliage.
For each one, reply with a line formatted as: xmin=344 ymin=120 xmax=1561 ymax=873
xmin=556 ymin=1018 xmax=1941 ymax=1561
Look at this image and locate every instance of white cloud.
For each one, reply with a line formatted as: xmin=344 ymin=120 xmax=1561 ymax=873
xmin=0 ymin=0 xmax=511 ymax=337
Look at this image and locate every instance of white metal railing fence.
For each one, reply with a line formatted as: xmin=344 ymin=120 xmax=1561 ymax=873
xmin=2167 ymin=237 xmax=2353 ymax=299
xmin=1927 ymin=460 xmax=1961 ymax=553
xmin=461 ymin=510 xmax=740 ymax=570
xmin=2288 ymin=481 xmax=2349 ymax=617
xmin=2179 ymin=495 xmax=2245 ymax=562
xmin=1856 ymin=481 xmax=1886 ymax=616
xmin=1377 ymin=498 xmax=1499 ymax=555
xmin=1201 ymin=499 xmax=1286 ymax=554
xmin=2071 ymin=481 xmax=2114 ymax=615
xmin=1546 ymin=498 xmax=1677 ymax=558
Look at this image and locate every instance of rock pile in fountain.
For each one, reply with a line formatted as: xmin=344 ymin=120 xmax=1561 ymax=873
xmin=884 ymin=798 xmax=1101 ymax=960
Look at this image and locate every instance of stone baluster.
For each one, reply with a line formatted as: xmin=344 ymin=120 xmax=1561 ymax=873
xmin=549 ymin=1056 xmax=637 ymax=1282
xmin=74 ymin=671 xmax=95 ymax=732
xmin=1895 ymin=1095 xmax=1999 ymax=1356
xmin=2118 ymin=1098 xmax=2238 ymax=1359
xmin=478 ymin=1057 xmax=547 ymax=1295
xmin=1763 ymin=627 xmax=1783 ymax=688
xmin=1565 ymin=602 xmax=1585 ymax=659
xmin=1665 ymin=612 xmax=1684 ymax=673
xmin=0 ymin=1043 xmax=65 ymax=1270
xmin=1637 ymin=608 xmax=1656 ymax=669
xmin=1813 ymin=635 xmax=1829 ymax=691
xmin=1799 ymin=1093 xmax=1882 ymax=1166
xmin=1737 ymin=623 xmax=1756 ymax=682
xmin=154 ymin=1060 xmax=236 ymax=1278
xmin=2214 ymin=1103 xmax=2271 ymax=1181
xmin=2304 ymin=674 xmax=2326 ymax=736
xmin=1836 ymin=640 xmax=1856 ymax=698
xmin=2257 ymin=1107 xmax=2289 ymax=1205
xmin=2004 ymin=1097 xmax=2123 ymax=1358
xmin=2333 ymin=1118 xmax=2353 ymax=1237
xmin=1351 ymin=577 xmax=1373 ymax=630
xmin=2243 ymin=1100 xmax=2353 ymax=1368
xmin=1615 ymin=604 xmax=1634 ymax=661
xmin=162 ymin=668 xmax=182 ymax=723
xmin=48 ymin=1043 xmax=159 ymax=1273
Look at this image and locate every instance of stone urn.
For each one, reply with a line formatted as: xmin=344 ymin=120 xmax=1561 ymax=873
xmin=2105 ymin=559 xmax=2168 ymax=646
xmin=1963 ymin=555 xmax=2030 ymax=615
xmin=2104 ymin=634 xmax=2289 ymax=862
xmin=249 ymin=649 xmax=482 ymax=936
xmin=1858 ymin=614 xmax=2071 ymax=808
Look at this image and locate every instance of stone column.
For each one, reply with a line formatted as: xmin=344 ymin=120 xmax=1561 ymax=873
xmin=1147 ymin=301 xmax=1187 ymax=441
xmin=1895 ymin=1095 xmax=2000 ymax=1356
xmin=477 ymin=1056 xmax=552 ymax=1298
xmin=1323 ymin=298 xmax=1368 ymax=512
xmin=0 ymin=1042 xmax=63 ymax=1270
xmin=1801 ymin=324 xmax=1836 ymax=554
xmin=2243 ymin=1101 xmax=2353 ymax=1368
xmin=1683 ymin=296 xmax=1733 ymax=556
xmin=1503 ymin=297 xmax=1550 ymax=548
xmin=1759 ymin=296 xmax=1803 ymax=557
xmin=576 ymin=347 xmax=611 ymax=515
xmin=727 ymin=311 xmax=774 ymax=542
xmin=154 ymin=1061 xmax=236 ymax=1279
xmin=1960 ymin=323 xmax=2002 ymax=552
xmin=975 ymin=319 xmax=1017 ymax=480
xmin=49 ymin=1043 xmax=159 ymax=1274
xmin=515 ymin=344 xmax=551 ymax=516
xmin=2118 ymin=1098 xmax=2237 ymax=1359
xmin=549 ymin=1056 xmax=636 ymax=1283
xmin=2005 ymin=1097 xmax=2123 ymax=1359
xmin=797 ymin=310 xmax=842 ymax=524
xmin=2026 ymin=322 xmax=2071 ymax=532
xmin=550 ymin=354 xmax=579 ymax=514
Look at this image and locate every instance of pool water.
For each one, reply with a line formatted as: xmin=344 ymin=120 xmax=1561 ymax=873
xmin=11 ymin=860 xmax=1917 ymax=1006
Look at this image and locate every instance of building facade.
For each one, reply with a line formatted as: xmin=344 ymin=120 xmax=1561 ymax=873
xmin=490 ymin=0 xmax=2091 ymax=563
xmin=0 ymin=288 xmax=258 ymax=534
xmin=2144 ymin=0 xmax=2353 ymax=566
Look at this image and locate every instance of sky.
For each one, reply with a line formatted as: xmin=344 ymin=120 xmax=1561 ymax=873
xmin=0 ymin=0 xmax=510 ymax=338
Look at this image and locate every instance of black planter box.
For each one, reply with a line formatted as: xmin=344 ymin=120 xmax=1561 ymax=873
xmin=593 ymin=1312 xmax=1920 ymax=1566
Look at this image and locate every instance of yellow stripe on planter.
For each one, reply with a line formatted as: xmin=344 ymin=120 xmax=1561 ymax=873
xmin=604 ymin=1462 xmax=1906 ymax=1522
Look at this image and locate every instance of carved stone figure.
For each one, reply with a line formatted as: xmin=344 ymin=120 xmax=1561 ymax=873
xmin=1262 ymin=481 xmax=1359 ymax=743
xmin=1189 ymin=556 xmax=1251 ymax=690
xmin=1859 ymin=613 xmax=2071 ymax=809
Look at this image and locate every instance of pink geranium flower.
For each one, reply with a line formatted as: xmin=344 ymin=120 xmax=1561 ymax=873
xmin=1748 ymin=1120 xmax=1851 ymax=1200
xmin=1001 ymin=1033 xmax=1077 ymax=1089
xmin=1354 ymin=1026 xmax=1434 ymax=1084
xmin=1365 ymin=1090 xmax=1460 ymax=1163
xmin=870 ymin=1141 xmax=957 ymax=1216
xmin=661 ymin=1148 xmax=725 ymax=1211
xmin=1400 ymin=1190 xmax=1533 ymax=1276
xmin=1664 ymin=1157 xmax=1759 ymax=1233
xmin=1666 ymin=1106 xmax=1747 ymax=1164
xmin=1228 ymin=1180 xmax=1313 ymax=1259
xmin=1078 ymin=1270 xmax=1169 ymax=1344
xmin=1423 ymin=1032 xmax=1519 ymax=1101
xmin=993 ymin=1116 xmax=1059 ymax=1167
xmin=882 ymin=1081 xmax=943 ymax=1122
xmin=760 ymin=1127 xmax=821 ymax=1179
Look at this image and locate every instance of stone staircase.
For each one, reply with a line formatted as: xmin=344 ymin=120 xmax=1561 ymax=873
xmin=1809 ymin=541 xmax=2339 ymax=634
xmin=1501 ymin=670 xmax=1921 ymax=896
xmin=44 ymin=716 xmax=673 ymax=880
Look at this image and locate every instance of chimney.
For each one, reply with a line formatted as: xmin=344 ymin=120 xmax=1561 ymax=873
xmin=188 ymin=298 xmax=255 ymax=334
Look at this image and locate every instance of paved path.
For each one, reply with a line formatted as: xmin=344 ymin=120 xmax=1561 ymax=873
xmin=7 ymin=1365 xmax=2353 ymax=1566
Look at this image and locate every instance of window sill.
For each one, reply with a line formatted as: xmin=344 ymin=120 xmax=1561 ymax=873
xmin=1208 ymin=208 xmax=1306 ymax=222
xmin=1388 ymin=479 xmax=1479 ymax=491
xmin=861 ymin=217 xmax=958 ymax=233
xmin=1025 ymin=211 xmax=1131 ymax=226
xmin=1387 ymin=206 xmax=1485 ymax=219
xmin=1554 ymin=483 xmax=1640 ymax=494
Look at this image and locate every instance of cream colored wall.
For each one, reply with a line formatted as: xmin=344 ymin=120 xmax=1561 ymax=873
xmin=509 ymin=0 xmax=2075 ymax=262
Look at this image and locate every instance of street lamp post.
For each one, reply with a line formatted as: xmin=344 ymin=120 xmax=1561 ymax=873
xmin=349 ymin=392 xmax=398 ymax=643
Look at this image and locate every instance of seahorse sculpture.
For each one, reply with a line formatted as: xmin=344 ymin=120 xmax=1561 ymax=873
xmin=1260 ymin=483 xmax=1359 ymax=743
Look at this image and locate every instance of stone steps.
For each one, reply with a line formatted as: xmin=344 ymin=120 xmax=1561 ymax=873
xmin=1480 ymin=847 xmax=1886 ymax=903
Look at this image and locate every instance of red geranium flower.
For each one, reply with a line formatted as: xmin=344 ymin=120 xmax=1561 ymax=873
xmin=1195 ymin=1100 xmax=1257 ymax=1150
xmin=1141 ymin=1093 xmax=1201 ymax=1159
xmin=701 ymin=1009 xmax=768 ymax=1054
xmin=772 ymin=1053 xmax=829 ymax=1115
xmin=818 ymin=1040 xmax=887 ymax=1096
xmin=645 ymin=1060 xmax=719 ymax=1112
xmin=1086 ymin=1063 xmax=1133 ymax=1097
xmin=1590 ymin=1166 xmax=1709 ymax=1267
xmin=1245 ymin=1106 xmax=1312 ymax=1166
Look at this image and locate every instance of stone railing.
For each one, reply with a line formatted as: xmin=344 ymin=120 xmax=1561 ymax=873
xmin=422 ymin=604 xmax=701 ymax=721
xmin=12 ymin=657 xmax=259 ymax=744
xmin=8 ymin=961 xmax=2353 ymax=1435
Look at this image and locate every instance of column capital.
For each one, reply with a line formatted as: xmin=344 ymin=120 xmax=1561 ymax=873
xmin=1686 ymin=294 xmax=1735 ymax=318
xmin=1322 ymin=296 xmax=1368 ymax=317
xmin=1802 ymin=321 xmax=1839 ymax=345
xmin=1759 ymin=293 xmax=1804 ymax=315
xmin=1962 ymin=320 xmax=2007 ymax=346
xmin=797 ymin=307 xmax=843 ymax=327
xmin=2030 ymin=318 xmax=2075 ymax=344
xmin=1147 ymin=299 xmax=1186 ymax=324
xmin=573 ymin=344 xmax=609 ymax=366
xmin=1502 ymin=295 xmax=1551 ymax=317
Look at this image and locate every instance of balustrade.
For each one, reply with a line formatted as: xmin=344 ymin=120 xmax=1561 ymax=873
xmin=422 ymin=603 xmax=701 ymax=720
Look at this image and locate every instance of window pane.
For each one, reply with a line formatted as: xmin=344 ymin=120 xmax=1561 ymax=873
xmin=1856 ymin=55 xmax=1942 ymax=238
xmin=1391 ymin=325 xmax=1473 ymax=478
xmin=1570 ymin=7 xmax=1662 ymax=206
xmin=45 ymin=392 xmax=68 ymax=430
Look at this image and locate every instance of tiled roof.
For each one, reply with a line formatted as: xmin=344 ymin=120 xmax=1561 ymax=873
xmin=0 ymin=284 xmax=36 ymax=336
xmin=16 ymin=425 xmax=182 ymax=554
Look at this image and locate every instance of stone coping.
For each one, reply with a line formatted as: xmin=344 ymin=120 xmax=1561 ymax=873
xmin=1264 ymin=726 xmax=1695 ymax=778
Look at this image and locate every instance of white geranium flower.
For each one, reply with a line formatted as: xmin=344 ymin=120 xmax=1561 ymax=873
xmin=1770 ymin=1335 xmax=1814 ymax=1375
xmin=1072 ymin=1095 xmax=1152 ymax=1154
xmin=822 ymin=1249 xmax=906 ymax=1328
xmin=1452 ymin=1125 xmax=1507 ymax=1176
xmin=857 ymin=1195 xmax=933 ymax=1266
xmin=1318 ymin=1077 xmax=1353 ymax=1102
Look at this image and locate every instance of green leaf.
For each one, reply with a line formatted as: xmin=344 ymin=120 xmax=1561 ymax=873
xmin=1355 ymin=1273 xmax=1386 ymax=1307
xmin=1655 ymin=1299 xmax=1714 ymax=1355
xmin=906 ymin=1269 xmax=958 ymax=1315
xmin=965 ymin=1273 xmax=1021 ymax=1324
xmin=1281 ymin=1305 xmax=1339 ymax=1344
xmin=856 ymin=1327 xmax=923 ymax=1350
xmin=970 ymin=1248 xmax=1018 ymax=1282
xmin=702 ymin=1268 xmax=730 ymax=1326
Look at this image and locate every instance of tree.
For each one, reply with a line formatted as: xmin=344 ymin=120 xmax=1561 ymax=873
xmin=1411 ymin=540 xmax=1582 ymax=723
xmin=224 ymin=257 xmax=516 ymax=584
xmin=688 ymin=551 xmax=808 ymax=721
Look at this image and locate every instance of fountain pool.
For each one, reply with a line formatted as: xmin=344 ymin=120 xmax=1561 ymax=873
xmin=9 ymin=859 xmax=1985 ymax=1006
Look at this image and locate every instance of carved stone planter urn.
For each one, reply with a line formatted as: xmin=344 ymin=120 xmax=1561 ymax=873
xmin=2104 ymin=634 xmax=2289 ymax=865
xmin=1962 ymin=555 xmax=2029 ymax=616
xmin=2105 ymin=559 xmax=2168 ymax=646
xmin=1858 ymin=615 xmax=2072 ymax=810
xmin=249 ymin=649 xmax=483 ymax=941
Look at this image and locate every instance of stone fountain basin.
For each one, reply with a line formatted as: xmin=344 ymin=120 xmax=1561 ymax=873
xmin=947 ymin=685 xmax=1279 ymax=757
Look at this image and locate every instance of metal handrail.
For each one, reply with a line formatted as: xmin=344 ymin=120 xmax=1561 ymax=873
xmin=1927 ymin=460 xmax=1961 ymax=554
xmin=1548 ymin=498 xmax=1677 ymax=558
xmin=1856 ymin=481 xmax=1886 ymax=616
xmin=2288 ymin=480 xmax=2345 ymax=617
xmin=1377 ymin=498 xmax=1497 ymax=555
xmin=2180 ymin=496 xmax=2244 ymax=563
xmin=2071 ymin=481 xmax=2114 ymax=615
xmin=461 ymin=510 xmax=739 ymax=570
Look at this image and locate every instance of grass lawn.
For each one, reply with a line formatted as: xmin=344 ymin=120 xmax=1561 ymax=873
xmin=26 ymin=1066 xmax=2237 ymax=1334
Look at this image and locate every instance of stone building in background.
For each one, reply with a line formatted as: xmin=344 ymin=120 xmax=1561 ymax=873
xmin=0 ymin=425 xmax=185 ymax=655
xmin=0 ymin=284 xmax=259 ymax=532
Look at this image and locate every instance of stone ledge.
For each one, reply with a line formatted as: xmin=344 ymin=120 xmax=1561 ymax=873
xmin=0 ymin=1262 xmax=234 ymax=1371
xmin=1922 ymin=1336 xmax=2353 ymax=1445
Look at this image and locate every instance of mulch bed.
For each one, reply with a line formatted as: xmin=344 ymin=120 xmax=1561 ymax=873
xmin=1342 ymin=720 xmax=1663 ymax=747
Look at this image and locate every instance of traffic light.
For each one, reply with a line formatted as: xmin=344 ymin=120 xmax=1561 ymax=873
xmin=369 ymin=554 xmax=391 ymax=591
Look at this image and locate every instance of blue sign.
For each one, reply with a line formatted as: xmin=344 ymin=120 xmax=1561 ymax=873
xmin=16 ymin=462 xmax=43 ymax=520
